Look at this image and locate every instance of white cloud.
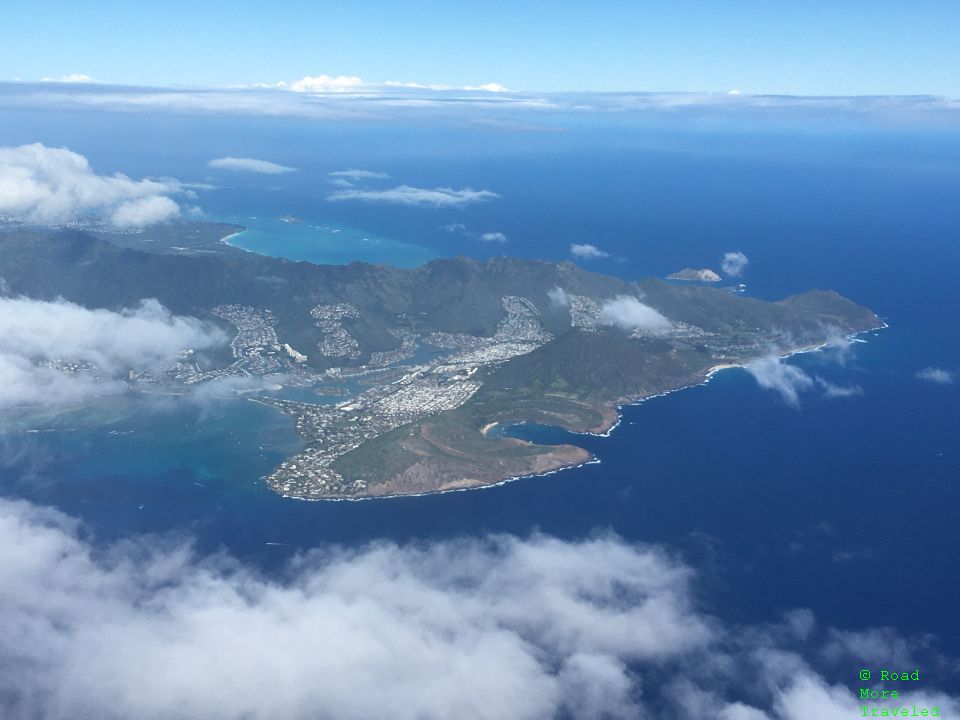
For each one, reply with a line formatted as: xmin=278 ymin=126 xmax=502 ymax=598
xmin=289 ymin=75 xmax=365 ymax=93
xmin=384 ymin=81 xmax=508 ymax=93
xmin=327 ymin=184 xmax=498 ymax=207
xmin=548 ymin=287 xmax=572 ymax=308
xmin=819 ymin=329 xmax=857 ymax=366
xmin=0 ymin=354 xmax=122 ymax=411
xmin=40 ymin=73 xmax=96 ymax=83
xmin=916 ymin=367 xmax=954 ymax=385
xmin=208 ymin=157 xmax=296 ymax=174
xmin=183 ymin=374 xmax=289 ymax=407
xmin=0 ymin=502 xmax=705 ymax=720
xmin=1 ymin=498 xmax=957 ymax=720
xmin=570 ymin=243 xmax=610 ymax=260
xmin=328 ymin=169 xmax=390 ymax=180
xmin=464 ymin=83 xmax=509 ymax=93
xmin=745 ymin=355 xmax=816 ymax=407
xmin=0 ymin=297 xmax=225 ymax=409
xmin=110 ymin=195 xmax=180 ymax=228
xmin=598 ymin=296 xmax=672 ymax=333
xmin=814 ymin=376 xmax=863 ymax=398
xmin=0 ymin=143 xmax=183 ymax=228
xmin=746 ymin=353 xmax=867 ymax=406
xmin=722 ymin=251 xmax=750 ymax=277
xmin=436 ymin=225 xmax=506 ymax=242
xmin=384 ymin=80 xmax=453 ymax=91
xmin=2 ymin=83 xmax=556 ymax=123
xmin=822 ymin=626 xmax=921 ymax=671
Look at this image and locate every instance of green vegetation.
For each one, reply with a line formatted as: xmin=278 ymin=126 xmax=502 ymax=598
xmin=0 ymin=225 xmax=882 ymax=498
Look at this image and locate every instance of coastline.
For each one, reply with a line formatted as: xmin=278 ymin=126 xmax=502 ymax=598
xmin=209 ymin=224 xmax=885 ymax=499
xmin=273 ymin=320 xmax=888 ymax=502
xmin=215 ymin=217 xmax=436 ymax=268
xmin=220 ymin=230 xmax=246 ymax=246
xmin=276 ymin=456 xmax=604 ymax=504
xmin=584 ymin=319 xmax=890 ymax=440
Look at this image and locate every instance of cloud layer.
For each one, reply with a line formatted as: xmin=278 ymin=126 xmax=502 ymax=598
xmin=598 ymin=296 xmax=672 ymax=332
xmin=0 ymin=143 xmax=183 ymax=228
xmin=208 ymin=157 xmax=297 ymax=174
xmin=0 ymin=498 xmax=956 ymax=720
xmin=0 ymin=500 xmax=703 ymax=720
xmin=6 ymin=82 xmax=960 ymax=131
xmin=0 ymin=297 xmax=224 ymax=408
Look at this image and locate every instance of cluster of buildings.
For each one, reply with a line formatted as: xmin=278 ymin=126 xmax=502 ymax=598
xmin=174 ymin=305 xmax=305 ymax=384
xmin=263 ymin=296 xmax=556 ymax=497
xmin=311 ymin=303 xmax=362 ymax=359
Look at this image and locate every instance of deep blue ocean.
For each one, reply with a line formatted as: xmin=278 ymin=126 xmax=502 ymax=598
xmin=1 ymin=109 xmax=959 ymax=661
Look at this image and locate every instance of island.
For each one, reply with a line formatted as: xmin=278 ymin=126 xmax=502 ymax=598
xmin=0 ymin=224 xmax=882 ymax=500
xmin=667 ymin=267 xmax=721 ymax=282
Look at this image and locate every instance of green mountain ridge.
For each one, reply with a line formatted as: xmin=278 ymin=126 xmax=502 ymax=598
xmin=0 ymin=226 xmax=882 ymax=498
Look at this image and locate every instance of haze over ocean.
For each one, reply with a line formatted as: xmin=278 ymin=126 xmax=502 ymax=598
xmin=2 ymin=103 xmax=959 ymax=699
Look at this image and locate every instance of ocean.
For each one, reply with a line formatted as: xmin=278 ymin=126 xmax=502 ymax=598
xmin=1 ymin=108 xmax=959 ymax=663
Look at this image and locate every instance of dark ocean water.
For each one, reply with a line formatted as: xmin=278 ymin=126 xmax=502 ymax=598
xmin=1 ymin=109 xmax=959 ymax=660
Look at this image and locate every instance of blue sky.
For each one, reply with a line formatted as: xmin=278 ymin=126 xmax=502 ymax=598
xmin=4 ymin=0 xmax=960 ymax=96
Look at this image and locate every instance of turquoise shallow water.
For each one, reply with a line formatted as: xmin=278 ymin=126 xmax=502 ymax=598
xmin=224 ymin=216 xmax=435 ymax=268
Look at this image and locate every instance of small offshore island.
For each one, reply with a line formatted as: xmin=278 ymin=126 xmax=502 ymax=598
xmin=0 ymin=221 xmax=882 ymax=500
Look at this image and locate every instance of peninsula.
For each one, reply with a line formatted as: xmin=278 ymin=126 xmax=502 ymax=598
xmin=0 ymin=223 xmax=882 ymax=499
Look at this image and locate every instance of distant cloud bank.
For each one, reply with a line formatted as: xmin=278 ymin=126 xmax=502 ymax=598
xmin=6 ymin=82 xmax=960 ymax=129
xmin=208 ymin=157 xmax=296 ymax=174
